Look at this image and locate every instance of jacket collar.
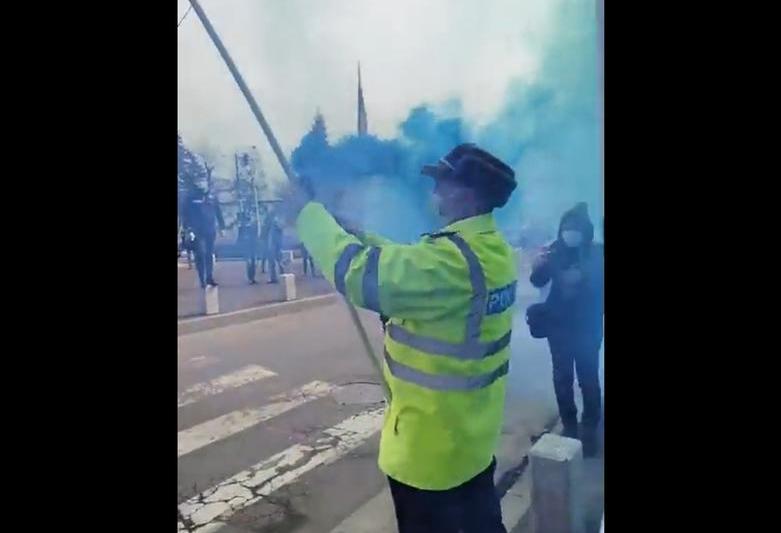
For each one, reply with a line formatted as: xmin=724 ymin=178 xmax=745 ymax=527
xmin=442 ymin=213 xmax=497 ymax=235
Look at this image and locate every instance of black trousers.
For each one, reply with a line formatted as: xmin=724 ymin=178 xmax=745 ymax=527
xmin=193 ymin=235 xmax=216 ymax=287
xmin=259 ymin=245 xmax=268 ymax=273
xmin=242 ymin=238 xmax=258 ymax=282
xmin=387 ymin=458 xmax=506 ymax=533
xmin=548 ymin=333 xmax=602 ymax=429
xmin=302 ymin=251 xmax=315 ymax=276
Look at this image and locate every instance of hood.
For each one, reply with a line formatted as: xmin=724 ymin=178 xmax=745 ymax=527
xmin=557 ymin=202 xmax=594 ymax=246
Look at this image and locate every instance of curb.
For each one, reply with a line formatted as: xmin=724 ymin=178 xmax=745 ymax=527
xmin=177 ymin=293 xmax=339 ymax=336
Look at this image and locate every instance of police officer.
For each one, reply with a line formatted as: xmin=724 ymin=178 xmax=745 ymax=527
xmin=236 ymin=207 xmax=260 ymax=284
xmin=288 ymin=144 xmax=517 ymax=533
xmin=182 ymin=180 xmax=225 ymax=288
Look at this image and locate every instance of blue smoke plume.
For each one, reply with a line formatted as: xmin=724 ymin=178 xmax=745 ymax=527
xmin=290 ymin=0 xmax=600 ymax=244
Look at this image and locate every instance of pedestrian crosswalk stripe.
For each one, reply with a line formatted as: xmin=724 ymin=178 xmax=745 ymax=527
xmin=181 ymin=355 xmax=220 ymax=370
xmin=179 ymin=522 xmax=223 ymax=533
xmin=177 ymin=407 xmax=385 ymax=532
xmin=178 ymin=380 xmax=339 ymax=457
xmin=178 ymin=364 xmax=277 ymax=408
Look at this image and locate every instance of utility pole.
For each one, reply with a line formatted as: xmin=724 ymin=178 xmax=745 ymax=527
xmin=597 ymin=0 xmax=604 ymax=226
xmin=251 ymin=146 xmax=263 ymax=228
xmin=234 ymin=152 xmax=240 ymax=196
xmin=252 ymin=172 xmax=262 ymax=231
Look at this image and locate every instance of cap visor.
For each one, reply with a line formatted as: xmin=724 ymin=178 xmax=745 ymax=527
xmin=421 ymin=164 xmax=439 ymax=177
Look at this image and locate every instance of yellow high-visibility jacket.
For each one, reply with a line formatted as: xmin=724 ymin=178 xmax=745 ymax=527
xmin=297 ymin=202 xmax=517 ymax=490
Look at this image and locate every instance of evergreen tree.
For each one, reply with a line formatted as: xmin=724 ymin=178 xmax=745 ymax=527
xmin=291 ymin=111 xmax=330 ymax=177
xmin=177 ymin=132 xmax=206 ymax=189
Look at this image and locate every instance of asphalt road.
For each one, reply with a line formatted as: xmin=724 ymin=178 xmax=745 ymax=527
xmin=177 ymin=280 xmax=602 ymax=532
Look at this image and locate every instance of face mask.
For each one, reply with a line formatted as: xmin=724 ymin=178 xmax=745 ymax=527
xmin=561 ymin=230 xmax=583 ymax=247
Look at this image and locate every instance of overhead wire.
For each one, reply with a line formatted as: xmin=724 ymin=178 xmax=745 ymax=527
xmin=177 ymin=4 xmax=193 ymax=28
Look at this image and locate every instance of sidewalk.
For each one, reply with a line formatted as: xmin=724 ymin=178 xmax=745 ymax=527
xmin=582 ymin=436 xmax=605 ymax=533
xmin=178 ymin=258 xmax=333 ymax=318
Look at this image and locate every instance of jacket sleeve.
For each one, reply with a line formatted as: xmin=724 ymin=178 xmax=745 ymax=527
xmin=297 ymin=202 xmax=470 ymax=321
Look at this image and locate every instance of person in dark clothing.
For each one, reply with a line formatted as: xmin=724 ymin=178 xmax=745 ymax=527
xmin=265 ymin=210 xmax=285 ymax=283
xmin=182 ymin=181 xmax=225 ymax=288
xmin=300 ymin=244 xmax=316 ymax=276
xmin=258 ymin=208 xmax=270 ymax=274
xmin=236 ymin=209 xmax=260 ymax=284
xmin=530 ymin=202 xmax=604 ymax=456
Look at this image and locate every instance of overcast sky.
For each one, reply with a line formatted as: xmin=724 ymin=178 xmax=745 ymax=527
xmin=177 ymin=0 xmax=561 ymax=182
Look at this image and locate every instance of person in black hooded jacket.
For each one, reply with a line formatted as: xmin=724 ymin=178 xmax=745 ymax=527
xmin=530 ymin=202 xmax=604 ymax=456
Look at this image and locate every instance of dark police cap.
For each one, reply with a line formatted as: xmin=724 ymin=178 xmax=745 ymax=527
xmin=421 ymin=143 xmax=517 ymax=208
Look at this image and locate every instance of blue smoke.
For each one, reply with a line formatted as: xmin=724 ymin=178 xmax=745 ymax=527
xmin=290 ymin=0 xmax=600 ymax=244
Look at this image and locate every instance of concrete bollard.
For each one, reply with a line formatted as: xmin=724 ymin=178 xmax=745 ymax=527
xmin=529 ymin=433 xmax=584 ymax=533
xmin=280 ymin=273 xmax=296 ymax=301
xmin=204 ymin=286 xmax=220 ymax=315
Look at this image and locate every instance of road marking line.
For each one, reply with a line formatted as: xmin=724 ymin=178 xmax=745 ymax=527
xmin=178 ymin=365 xmax=277 ymax=408
xmin=328 ymin=488 xmax=396 ymax=533
xmin=177 ymin=407 xmax=385 ymax=532
xmin=188 ymin=523 xmax=223 ymax=533
xmin=178 ymin=380 xmax=339 ymax=457
xmin=180 ymin=355 xmax=220 ymax=370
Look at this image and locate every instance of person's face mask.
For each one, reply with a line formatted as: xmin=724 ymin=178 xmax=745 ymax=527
xmin=561 ymin=230 xmax=583 ymax=247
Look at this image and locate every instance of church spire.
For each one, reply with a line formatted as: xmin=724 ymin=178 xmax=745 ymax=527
xmin=357 ymin=62 xmax=368 ymax=136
